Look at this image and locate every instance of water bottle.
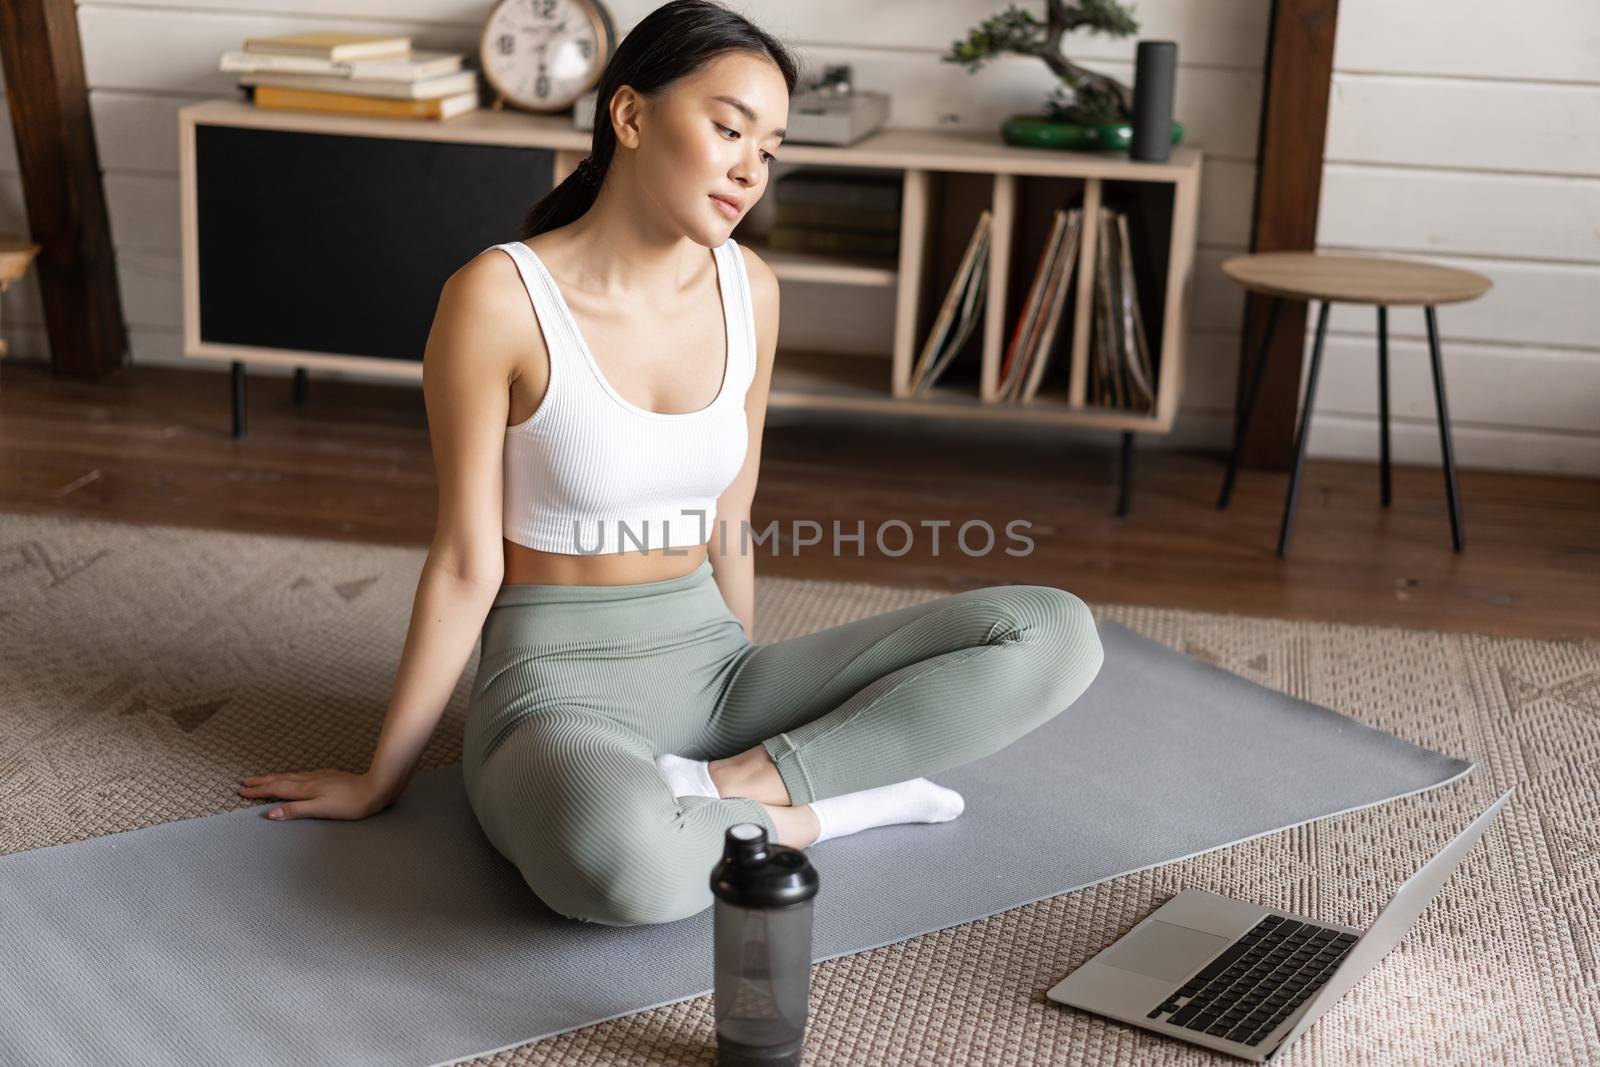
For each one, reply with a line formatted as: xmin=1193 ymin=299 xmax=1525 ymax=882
xmin=710 ymin=823 xmax=820 ymax=1065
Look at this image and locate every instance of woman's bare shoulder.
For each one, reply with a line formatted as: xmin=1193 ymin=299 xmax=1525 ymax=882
xmin=736 ymin=241 xmax=778 ymax=292
xmin=433 ymin=246 xmax=542 ymax=368
xmin=449 ymin=245 xmax=531 ymax=313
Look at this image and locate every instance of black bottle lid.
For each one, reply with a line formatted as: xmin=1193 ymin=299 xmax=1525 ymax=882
xmin=710 ymin=824 xmax=819 ymax=909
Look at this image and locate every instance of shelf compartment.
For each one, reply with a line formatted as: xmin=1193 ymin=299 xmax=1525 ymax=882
xmin=770 ymin=348 xmax=1166 ymax=430
xmin=737 ymin=240 xmax=899 ymax=287
xmin=894 ymin=170 xmax=996 ymax=403
xmin=988 ymin=172 xmax=1093 ymax=408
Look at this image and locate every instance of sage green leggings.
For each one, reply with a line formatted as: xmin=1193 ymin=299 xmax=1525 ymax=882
xmin=461 ymin=559 xmax=1104 ymax=928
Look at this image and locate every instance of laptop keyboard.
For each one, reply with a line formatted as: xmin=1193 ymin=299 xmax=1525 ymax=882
xmin=1144 ymin=914 xmax=1358 ymax=1047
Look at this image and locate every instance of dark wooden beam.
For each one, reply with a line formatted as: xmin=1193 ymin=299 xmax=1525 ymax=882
xmin=1237 ymin=0 xmax=1340 ymax=468
xmin=0 ymin=0 xmax=128 ymax=378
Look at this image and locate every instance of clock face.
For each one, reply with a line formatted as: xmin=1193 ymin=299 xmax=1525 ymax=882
xmin=481 ymin=0 xmax=611 ymax=112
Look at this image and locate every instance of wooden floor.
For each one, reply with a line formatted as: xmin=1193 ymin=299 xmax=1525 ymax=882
xmin=4 ymin=359 xmax=1597 ymax=641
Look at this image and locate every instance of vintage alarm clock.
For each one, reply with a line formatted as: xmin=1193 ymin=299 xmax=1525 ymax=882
xmin=479 ymin=0 xmax=617 ymax=113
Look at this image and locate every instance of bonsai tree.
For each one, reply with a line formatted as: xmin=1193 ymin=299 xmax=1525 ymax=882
xmin=944 ymin=0 xmax=1140 ymax=125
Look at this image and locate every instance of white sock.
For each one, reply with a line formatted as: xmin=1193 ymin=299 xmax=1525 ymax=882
xmin=808 ymin=778 xmax=965 ymax=844
xmin=653 ymin=753 xmax=720 ymax=798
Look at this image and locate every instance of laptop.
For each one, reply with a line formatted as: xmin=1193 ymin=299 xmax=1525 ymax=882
xmin=1046 ymin=787 xmax=1513 ymax=1062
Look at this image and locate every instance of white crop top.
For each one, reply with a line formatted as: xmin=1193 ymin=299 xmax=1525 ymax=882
xmin=494 ymin=238 xmax=757 ymax=555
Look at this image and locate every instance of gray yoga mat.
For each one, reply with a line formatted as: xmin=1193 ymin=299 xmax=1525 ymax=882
xmin=0 ymin=620 xmax=1472 ymax=1067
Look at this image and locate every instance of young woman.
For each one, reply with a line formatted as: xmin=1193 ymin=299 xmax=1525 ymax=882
xmin=238 ymin=0 xmax=1104 ymax=927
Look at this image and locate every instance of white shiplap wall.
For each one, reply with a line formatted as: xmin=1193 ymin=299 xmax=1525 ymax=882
xmin=0 ymin=0 xmax=1270 ymax=456
xmin=3 ymin=3 xmax=1592 ymax=473
xmin=1305 ymin=0 xmax=1600 ymax=476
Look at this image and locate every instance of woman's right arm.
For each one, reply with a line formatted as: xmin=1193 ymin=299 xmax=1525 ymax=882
xmin=240 ymin=250 xmax=532 ymax=819
xmin=364 ymin=251 xmax=531 ymax=800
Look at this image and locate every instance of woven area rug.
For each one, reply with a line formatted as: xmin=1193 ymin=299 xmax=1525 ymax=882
xmin=2 ymin=510 xmax=1596 ymax=1065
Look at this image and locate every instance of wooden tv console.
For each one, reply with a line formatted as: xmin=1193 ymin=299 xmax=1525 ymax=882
xmin=179 ymin=98 xmax=1201 ymax=512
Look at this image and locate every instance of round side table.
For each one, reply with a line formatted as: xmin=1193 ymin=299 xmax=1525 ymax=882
xmin=1217 ymin=252 xmax=1492 ymax=555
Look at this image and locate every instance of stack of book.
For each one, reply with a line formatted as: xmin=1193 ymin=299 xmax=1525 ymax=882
xmin=908 ymin=210 xmax=990 ymax=396
xmin=767 ymin=171 xmax=901 ymax=259
xmin=997 ymin=206 xmax=1083 ymax=403
xmin=221 ymin=33 xmax=480 ymax=121
xmin=1086 ymin=206 xmax=1156 ymax=411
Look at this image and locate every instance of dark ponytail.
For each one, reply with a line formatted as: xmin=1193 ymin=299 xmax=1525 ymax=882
xmin=519 ymin=0 xmax=800 ymax=239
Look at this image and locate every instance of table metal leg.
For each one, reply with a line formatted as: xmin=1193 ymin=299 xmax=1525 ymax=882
xmin=1276 ymin=300 xmax=1330 ymax=556
xmin=294 ymin=366 xmax=308 ymax=407
xmin=1218 ymin=296 xmax=1282 ymax=509
xmin=1424 ymin=305 xmax=1466 ymax=552
xmin=231 ymin=360 xmax=247 ymax=439
xmin=1116 ymin=431 xmax=1134 ymax=517
xmin=1377 ymin=305 xmax=1391 ymax=507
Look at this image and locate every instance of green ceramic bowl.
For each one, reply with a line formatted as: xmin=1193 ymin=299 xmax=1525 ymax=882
xmin=1001 ymin=115 xmax=1185 ymax=153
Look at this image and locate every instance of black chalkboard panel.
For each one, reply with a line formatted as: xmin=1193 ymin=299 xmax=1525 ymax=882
xmin=195 ymin=123 xmax=554 ymax=363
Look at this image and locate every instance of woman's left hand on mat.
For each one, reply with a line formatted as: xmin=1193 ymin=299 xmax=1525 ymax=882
xmin=236 ymin=768 xmax=390 ymax=821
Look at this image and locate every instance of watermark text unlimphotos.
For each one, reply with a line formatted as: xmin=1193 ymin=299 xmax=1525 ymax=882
xmin=561 ymin=509 xmax=1036 ymax=557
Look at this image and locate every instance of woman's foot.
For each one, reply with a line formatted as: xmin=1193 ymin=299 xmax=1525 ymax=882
xmin=654 ymin=752 xmax=965 ymax=848
xmin=656 ymin=747 xmax=794 ymax=806
xmin=653 ymin=752 xmax=719 ymax=798
xmin=759 ymin=779 xmax=967 ymax=849
xmin=808 ymin=778 xmax=965 ymax=844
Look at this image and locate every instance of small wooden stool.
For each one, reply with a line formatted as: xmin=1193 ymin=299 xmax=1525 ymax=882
xmin=0 ymin=238 xmax=43 ymax=359
xmin=1217 ymin=252 xmax=1492 ymax=555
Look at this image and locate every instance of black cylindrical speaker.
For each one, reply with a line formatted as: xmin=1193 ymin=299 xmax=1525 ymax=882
xmin=1130 ymin=40 xmax=1177 ymax=162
